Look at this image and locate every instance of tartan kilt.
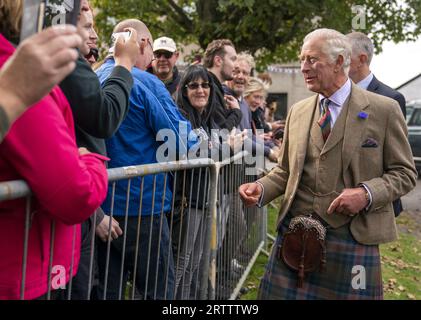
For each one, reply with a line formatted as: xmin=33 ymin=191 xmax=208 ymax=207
xmin=258 ymin=216 xmax=383 ymax=300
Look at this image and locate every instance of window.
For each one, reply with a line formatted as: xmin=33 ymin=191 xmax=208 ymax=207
xmin=408 ymin=108 xmax=421 ymax=126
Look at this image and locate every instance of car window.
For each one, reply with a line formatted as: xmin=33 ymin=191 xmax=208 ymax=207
xmin=408 ymin=109 xmax=421 ymax=126
xmin=406 ymin=106 xmax=414 ymax=122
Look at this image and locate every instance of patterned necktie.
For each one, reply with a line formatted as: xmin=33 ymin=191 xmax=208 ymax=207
xmin=318 ymin=98 xmax=331 ymax=142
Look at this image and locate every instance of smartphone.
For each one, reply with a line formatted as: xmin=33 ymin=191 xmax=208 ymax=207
xmin=108 ymin=31 xmax=132 ymax=53
xmin=111 ymin=31 xmax=131 ymax=43
xmin=20 ymin=0 xmax=81 ymax=42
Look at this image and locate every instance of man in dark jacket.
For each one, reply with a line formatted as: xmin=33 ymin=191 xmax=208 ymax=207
xmin=203 ymin=39 xmax=242 ymax=131
xmin=347 ymin=31 xmax=407 ymax=217
xmin=149 ymin=36 xmax=181 ymax=98
xmin=347 ymin=32 xmax=406 ymax=117
xmin=58 ymin=8 xmax=139 ymax=299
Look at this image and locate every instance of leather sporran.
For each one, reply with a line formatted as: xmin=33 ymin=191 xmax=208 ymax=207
xmin=278 ymin=215 xmax=327 ymax=288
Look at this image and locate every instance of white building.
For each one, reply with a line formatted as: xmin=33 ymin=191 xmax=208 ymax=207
xmin=265 ymin=63 xmax=312 ymax=120
xmin=396 ymin=73 xmax=421 ymax=102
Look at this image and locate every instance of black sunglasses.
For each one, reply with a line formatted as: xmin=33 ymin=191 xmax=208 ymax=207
xmin=86 ymin=48 xmax=99 ymax=61
xmin=185 ymin=82 xmax=211 ymax=90
xmin=154 ymin=51 xmax=174 ymax=59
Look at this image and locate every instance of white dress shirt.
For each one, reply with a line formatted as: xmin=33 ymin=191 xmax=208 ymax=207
xmin=356 ymin=72 xmax=374 ymax=90
xmin=318 ymin=78 xmax=352 ymax=128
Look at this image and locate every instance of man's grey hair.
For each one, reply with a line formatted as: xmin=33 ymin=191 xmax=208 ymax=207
xmin=346 ymin=32 xmax=374 ymax=65
xmin=303 ymin=28 xmax=351 ymax=72
xmin=236 ymin=52 xmax=256 ymax=70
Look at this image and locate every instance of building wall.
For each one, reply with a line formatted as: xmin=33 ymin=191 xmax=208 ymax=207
xmin=397 ymin=76 xmax=421 ymax=102
xmin=266 ymin=65 xmax=313 ymax=110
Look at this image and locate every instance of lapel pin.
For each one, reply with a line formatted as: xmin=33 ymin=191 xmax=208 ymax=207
xmin=358 ymin=111 xmax=368 ymax=119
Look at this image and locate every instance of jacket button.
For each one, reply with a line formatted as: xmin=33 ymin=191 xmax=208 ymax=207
xmin=320 ymin=155 xmax=327 ymax=161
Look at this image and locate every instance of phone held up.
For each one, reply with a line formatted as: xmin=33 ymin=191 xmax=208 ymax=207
xmin=108 ymin=31 xmax=132 ymax=54
xmin=20 ymin=0 xmax=81 ymax=43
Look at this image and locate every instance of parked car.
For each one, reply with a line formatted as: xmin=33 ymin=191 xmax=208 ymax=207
xmin=405 ymin=100 xmax=421 ymax=123
xmin=407 ymin=103 xmax=421 ymax=172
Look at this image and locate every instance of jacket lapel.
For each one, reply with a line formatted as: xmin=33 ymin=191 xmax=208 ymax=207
xmin=293 ymin=95 xmax=318 ymax=172
xmin=309 ymin=103 xmax=325 ymax=151
xmin=342 ymin=84 xmax=370 ymax=172
xmin=366 ymin=75 xmax=379 ymax=93
xmin=320 ymin=95 xmax=351 ymax=155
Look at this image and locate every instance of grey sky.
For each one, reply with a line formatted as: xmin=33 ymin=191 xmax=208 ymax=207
xmin=371 ymin=37 xmax=421 ymax=89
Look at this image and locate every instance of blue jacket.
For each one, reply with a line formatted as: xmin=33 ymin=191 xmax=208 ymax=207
xmin=97 ymin=59 xmax=195 ymax=216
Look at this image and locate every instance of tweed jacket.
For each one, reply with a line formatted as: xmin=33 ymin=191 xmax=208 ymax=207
xmin=258 ymin=83 xmax=417 ymax=245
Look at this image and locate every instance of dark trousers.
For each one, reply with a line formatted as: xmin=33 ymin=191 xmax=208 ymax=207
xmin=97 ymin=215 xmax=175 ymax=300
xmin=57 ymin=217 xmax=97 ymax=300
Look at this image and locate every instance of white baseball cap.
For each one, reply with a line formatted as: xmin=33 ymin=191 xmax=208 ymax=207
xmin=153 ymin=36 xmax=177 ymax=53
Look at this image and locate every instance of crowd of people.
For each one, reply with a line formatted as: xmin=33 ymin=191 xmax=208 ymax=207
xmin=0 ymin=0 xmax=417 ymax=300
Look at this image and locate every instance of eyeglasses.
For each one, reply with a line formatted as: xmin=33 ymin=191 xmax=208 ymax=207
xmin=154 ymin=51 xmax=174 ymax=59
xmin=185 ymin=82 xmax=211 ymax=90
xmin=86 ymin=48 xmax=99 ymax=61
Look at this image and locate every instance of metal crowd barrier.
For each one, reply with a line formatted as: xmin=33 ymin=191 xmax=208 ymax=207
xmin=0 ymin=151 xmax=267 ymax=300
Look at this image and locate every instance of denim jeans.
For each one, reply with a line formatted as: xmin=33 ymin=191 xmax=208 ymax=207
xmin=171 ymin=207 xmax=206 ymax=299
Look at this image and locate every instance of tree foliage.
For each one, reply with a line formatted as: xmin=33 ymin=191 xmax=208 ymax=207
xmin=91 ymin=0 xmax=421 ymax=69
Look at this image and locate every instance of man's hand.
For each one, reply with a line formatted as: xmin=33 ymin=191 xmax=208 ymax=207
xmin=78 ymin=147 xmax=91 ymax=156
xmin=227 ymin=129 xmax=246 ymax=153
xmin=270 ymin=120 xmax=284 ymax=131
xmin=0 ymin=25 xmax=81 ymax=122
xmin=267 ymin=147 xmax=280 ymax=162
xmin=263 ymin=132 xmax=272 ymax=141
xmin=239 ymin=182 xmax=263 ymax=207
xmin=224 ymin=95 xmax=240 ymax=110
xmin=327 ymin=187 xmax=368 ymax=216
xmin=96 ymin=215 xmax=123 ymax=242
xmin=114 ymin=28 xmax=139 ymax=71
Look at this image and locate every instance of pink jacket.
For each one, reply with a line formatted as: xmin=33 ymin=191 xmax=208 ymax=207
xmin=0 ymin=34 xmax=108 ymax=299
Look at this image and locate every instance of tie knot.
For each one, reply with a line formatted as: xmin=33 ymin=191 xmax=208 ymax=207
xmin=321 ymin=98 xmax=330 ymax=109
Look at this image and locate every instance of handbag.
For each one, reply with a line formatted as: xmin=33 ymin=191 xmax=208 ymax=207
xmin=277 ymin=215 xmax=327 ymax=288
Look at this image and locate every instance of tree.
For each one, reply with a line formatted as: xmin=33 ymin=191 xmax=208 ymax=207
xmin=92 ymin=0 xmax=421 ymax=69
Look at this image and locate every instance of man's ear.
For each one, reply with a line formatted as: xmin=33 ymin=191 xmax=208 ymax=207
xmin=359 ymin=53 xmax=368 ymax=65
xmin=335 ymin=54 xmax=344 ymax=71
xmin=139 ymin=40 xmax=146 ymax=55
xmin=214 ymin=55 xmax=223 ymax=68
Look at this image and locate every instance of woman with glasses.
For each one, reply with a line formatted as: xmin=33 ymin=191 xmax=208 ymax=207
xmin=172 ymin=65 xmax=244 ymax=299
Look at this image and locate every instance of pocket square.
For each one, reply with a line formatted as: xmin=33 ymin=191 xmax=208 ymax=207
xmin=361 ymin=137 xmax=378 ymax=148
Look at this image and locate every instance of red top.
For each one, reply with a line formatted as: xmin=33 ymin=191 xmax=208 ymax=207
xmin=0 ymin=33 xmax=109 ymax=299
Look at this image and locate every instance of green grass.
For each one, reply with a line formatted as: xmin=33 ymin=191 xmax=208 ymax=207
xmin=240 ymin=204 xmax=278 ymax=300
xmin=240 ymin=204 xmax=421 ymax=300
xmin=381 ymin=233 xmax=421 ymax=300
